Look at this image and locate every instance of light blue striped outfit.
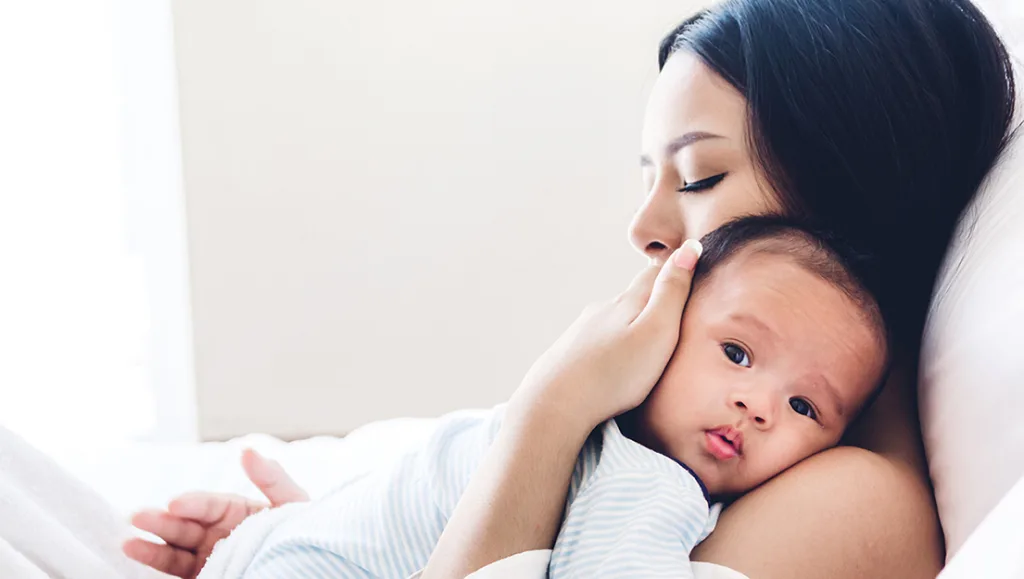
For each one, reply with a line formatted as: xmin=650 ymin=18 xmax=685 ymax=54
xmin=244 ymin=407 xmax=717 ymax=578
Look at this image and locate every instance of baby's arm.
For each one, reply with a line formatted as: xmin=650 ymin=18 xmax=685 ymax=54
xmin=233 ymin=411 xmax=500 ymax=579
xmin=235 ymin=455 xmax=446 ymax=579
xmin=551 ymin=469 xmax=705 ymax=578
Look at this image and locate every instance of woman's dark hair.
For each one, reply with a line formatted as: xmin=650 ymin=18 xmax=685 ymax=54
xmin=659 ymin=0 xmax=1016 ymax=355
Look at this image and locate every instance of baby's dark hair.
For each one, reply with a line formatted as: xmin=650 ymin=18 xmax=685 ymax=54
xmin=693 ymin=215 xmax=891 ymax=369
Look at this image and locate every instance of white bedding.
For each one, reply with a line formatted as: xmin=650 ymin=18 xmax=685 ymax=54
xmin=19 ymin=414 xmax=1024 ymax=578
xmin=42 ymin=417 xmax=438 ymax=517
xmin=26 ymin=417 xmax=749 ymax=579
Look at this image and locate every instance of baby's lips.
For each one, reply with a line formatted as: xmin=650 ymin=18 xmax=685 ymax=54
xmin=709 ymin=425 xmax=743 ymax=455
xmin=705 ymin=429 xmax=740 ymax=460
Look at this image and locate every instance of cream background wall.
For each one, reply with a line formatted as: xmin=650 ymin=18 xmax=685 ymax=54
xmin=172 ymin=0 xmax=706 ymax=440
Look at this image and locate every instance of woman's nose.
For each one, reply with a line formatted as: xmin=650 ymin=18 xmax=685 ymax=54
xmin=729 ymin=391 xmax=776 ymax=430
xmin=628 ymin=185 xmax=683 ymax=263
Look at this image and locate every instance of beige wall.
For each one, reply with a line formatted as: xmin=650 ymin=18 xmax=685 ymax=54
xmin=172 ymin=0 xmax=705 ymax=440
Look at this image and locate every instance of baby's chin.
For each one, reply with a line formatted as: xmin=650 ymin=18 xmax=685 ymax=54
xmin=679 ymin=455 xmax=750 ymax=502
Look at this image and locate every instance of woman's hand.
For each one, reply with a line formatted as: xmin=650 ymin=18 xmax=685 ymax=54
xmin=422 ymin=240 xmax=702 ymax=579
xmin=123 ymin=449 xmax=309 ymax=579
xmin=509 ymin=239 xmax=703 ymax=432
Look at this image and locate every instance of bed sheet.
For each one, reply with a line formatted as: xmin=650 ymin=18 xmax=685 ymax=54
xmin=43 ymin=416 xmax=438 ymax=516
xmin=39 ymin=416 xmax=752 ymax=578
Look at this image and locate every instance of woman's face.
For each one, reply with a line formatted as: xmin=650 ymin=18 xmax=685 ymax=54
xmin=633 ymin=53 xmax=781 ymax=263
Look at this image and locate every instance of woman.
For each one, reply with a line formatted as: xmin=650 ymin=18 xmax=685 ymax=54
xmin=127 ymin=0 xmax=1015 ymax=577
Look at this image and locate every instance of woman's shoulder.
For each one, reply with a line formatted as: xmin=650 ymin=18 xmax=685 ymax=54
xmin=691 ymin=446 xmax=944 ymax=579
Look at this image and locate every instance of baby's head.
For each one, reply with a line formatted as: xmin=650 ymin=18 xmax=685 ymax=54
xmin=630 ymin=216 xmax=889 ymax=499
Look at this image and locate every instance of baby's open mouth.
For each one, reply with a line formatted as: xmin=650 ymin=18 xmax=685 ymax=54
xmin=705 ymin=427 xmax=743 ymax=460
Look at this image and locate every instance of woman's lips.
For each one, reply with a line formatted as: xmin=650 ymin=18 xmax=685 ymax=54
xmin=705 ymin=427 xmax=742 ymax=460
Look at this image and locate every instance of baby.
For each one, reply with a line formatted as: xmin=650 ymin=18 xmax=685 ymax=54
xmin=199 ymin=215 xmax=889 ymax=578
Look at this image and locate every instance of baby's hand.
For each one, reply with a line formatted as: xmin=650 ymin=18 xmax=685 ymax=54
xmin=509 ymin=240 xmax=702 ymax=433
xmin=123 ymin=449 xmax=309 ymax=579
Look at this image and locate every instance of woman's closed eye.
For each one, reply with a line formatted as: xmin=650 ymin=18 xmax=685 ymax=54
xmin=789 ymin=397 xmax=819 ymax=421
xmin=679 ymin=172 xmax=726 ymax=193
xmin=722 ymin=342 xmax=751 ymax=367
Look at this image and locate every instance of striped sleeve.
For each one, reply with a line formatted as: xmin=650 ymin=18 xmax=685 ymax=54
xmin=548 ymin=420 xmax=710 ymax=578
xmin=243 ymin=408 xmax=503 ymax=579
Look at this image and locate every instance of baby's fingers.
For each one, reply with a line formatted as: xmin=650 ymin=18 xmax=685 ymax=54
xmin=167 ymin=492 xmax=264 ymax=525
xmin=130 ymin=509 xmax=206 ymax=549
xmin=242 ymin=448 xmax=310 ymax=506
xmin=123 ymin=538 xmax=198 ymax=578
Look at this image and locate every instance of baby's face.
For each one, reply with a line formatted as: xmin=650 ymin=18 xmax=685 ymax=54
xmin=631 ymin=248 xmax=886 ymax=498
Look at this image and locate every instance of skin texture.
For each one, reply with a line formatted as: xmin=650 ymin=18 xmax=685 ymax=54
xmin=635 ymin=53 xmax=779 ymax=261
xmin=123 ymin=449 xmax=309 ymax=579
xmin=636 ymin=53 xmax=944 ymax=577
xmin=629 ymin=247 xmax=886 ymax=498
xmin=127 ymin=52 xmax=945 ymax=579
xmin=422 ymin=244 xmax=703 ymax=578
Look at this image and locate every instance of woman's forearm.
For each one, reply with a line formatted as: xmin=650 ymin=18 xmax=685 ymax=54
xmin=420 ymin=405 xmax=593 ymax=579
xmin=420 ymin=250 xmax=698 ymax=578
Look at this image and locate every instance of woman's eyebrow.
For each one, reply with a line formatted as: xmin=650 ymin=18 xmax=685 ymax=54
xmin=640 ymin=131 xmax=725 ymax=166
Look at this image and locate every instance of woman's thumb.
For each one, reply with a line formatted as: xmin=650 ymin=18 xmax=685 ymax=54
xmin=242 ymin=448 xmax=310 ymax=506
xmin=636 ymin=239 xmax=702 ymax=327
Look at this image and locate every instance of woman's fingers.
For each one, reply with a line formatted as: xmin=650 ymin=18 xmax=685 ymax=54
xmin=123 ymin=538 xmax=197 ymax=579
xmin=634 ymin=239 xmax=702 ymax=331
xmin=616 ymin=262 xmax=662 ymax=314
xmin=130 ymin=509 xmax=207 ymax=549
xmin=241 ymin=448 xmax=310 ymax=506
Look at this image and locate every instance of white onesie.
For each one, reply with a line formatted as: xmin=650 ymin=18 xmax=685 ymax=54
xmin=204 ymin=407 xmax=718 ymax=578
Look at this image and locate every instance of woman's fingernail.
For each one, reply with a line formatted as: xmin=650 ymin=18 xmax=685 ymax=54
xmin=673 ymin=239 xmax=703 ymax=271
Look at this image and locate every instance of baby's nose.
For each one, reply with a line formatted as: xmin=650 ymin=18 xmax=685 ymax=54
xmin=730 ymin=393 xmax=775 ymax=429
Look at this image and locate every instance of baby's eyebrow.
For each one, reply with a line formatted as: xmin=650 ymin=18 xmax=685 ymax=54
xmin=814 ymin=376 xmax=845 ymax=419
xmin=728 ymin=312 xmax=777 ymax=338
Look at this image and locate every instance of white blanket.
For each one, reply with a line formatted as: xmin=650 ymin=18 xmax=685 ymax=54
xmin=196 ymin=503 xmax=302 ymax=578
xmin=0 ymin=421 xmax=749 ymax=579
xmin=0 ymin=425 xmax=164 ymax=579
xmin=196 ymin=502 xmax=748 ymax=579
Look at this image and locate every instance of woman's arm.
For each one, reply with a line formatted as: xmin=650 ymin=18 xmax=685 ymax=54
xmin=421 ymin=241 xmax=703 ymax=579
xmin=418 ymin=406 xmax=591 ymax=578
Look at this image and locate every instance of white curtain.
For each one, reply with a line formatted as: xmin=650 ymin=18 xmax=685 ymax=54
xmin=0 ymin=1 xmax=195 ymax=450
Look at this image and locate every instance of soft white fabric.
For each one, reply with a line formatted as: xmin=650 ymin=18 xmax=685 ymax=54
xmin=45 ymin=416 xmax=438 ymax=517
xmin=691 ymin=561 xmax=751 ymax=579
xmin=919 ymin=69 xmax=1024 ymax=563
xmin=0 ymin=413 xmax=750 ymax=579
xmin=196 ymin=503 xmax=304 ymax=579
xmin=975 ymin=0 xmax=1024 ymax=55
xmin=203 ymin=410 xmax=716 ymax=578
xmin=424 ymin=551 xmax=750 ymax=579
xmin=938 ymin=472 xmax=1024 ymax=578
xmin=0 ymin=425 xmax=164 ymax=579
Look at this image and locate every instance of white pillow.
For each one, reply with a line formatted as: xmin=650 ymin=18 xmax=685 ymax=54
xmin=974 ymin=0 xmax=1024 ymax=56
xmin=920 ymin=122 xmax=1024 ymax=560
xmin=920 ymin=0 xmax=1024 ymax=561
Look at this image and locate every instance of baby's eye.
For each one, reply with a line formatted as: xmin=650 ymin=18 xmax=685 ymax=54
xmin=722 ymin=343 xmax=751 ymax=367
xmin=789 ymin=397 xmax=818 ymax=420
